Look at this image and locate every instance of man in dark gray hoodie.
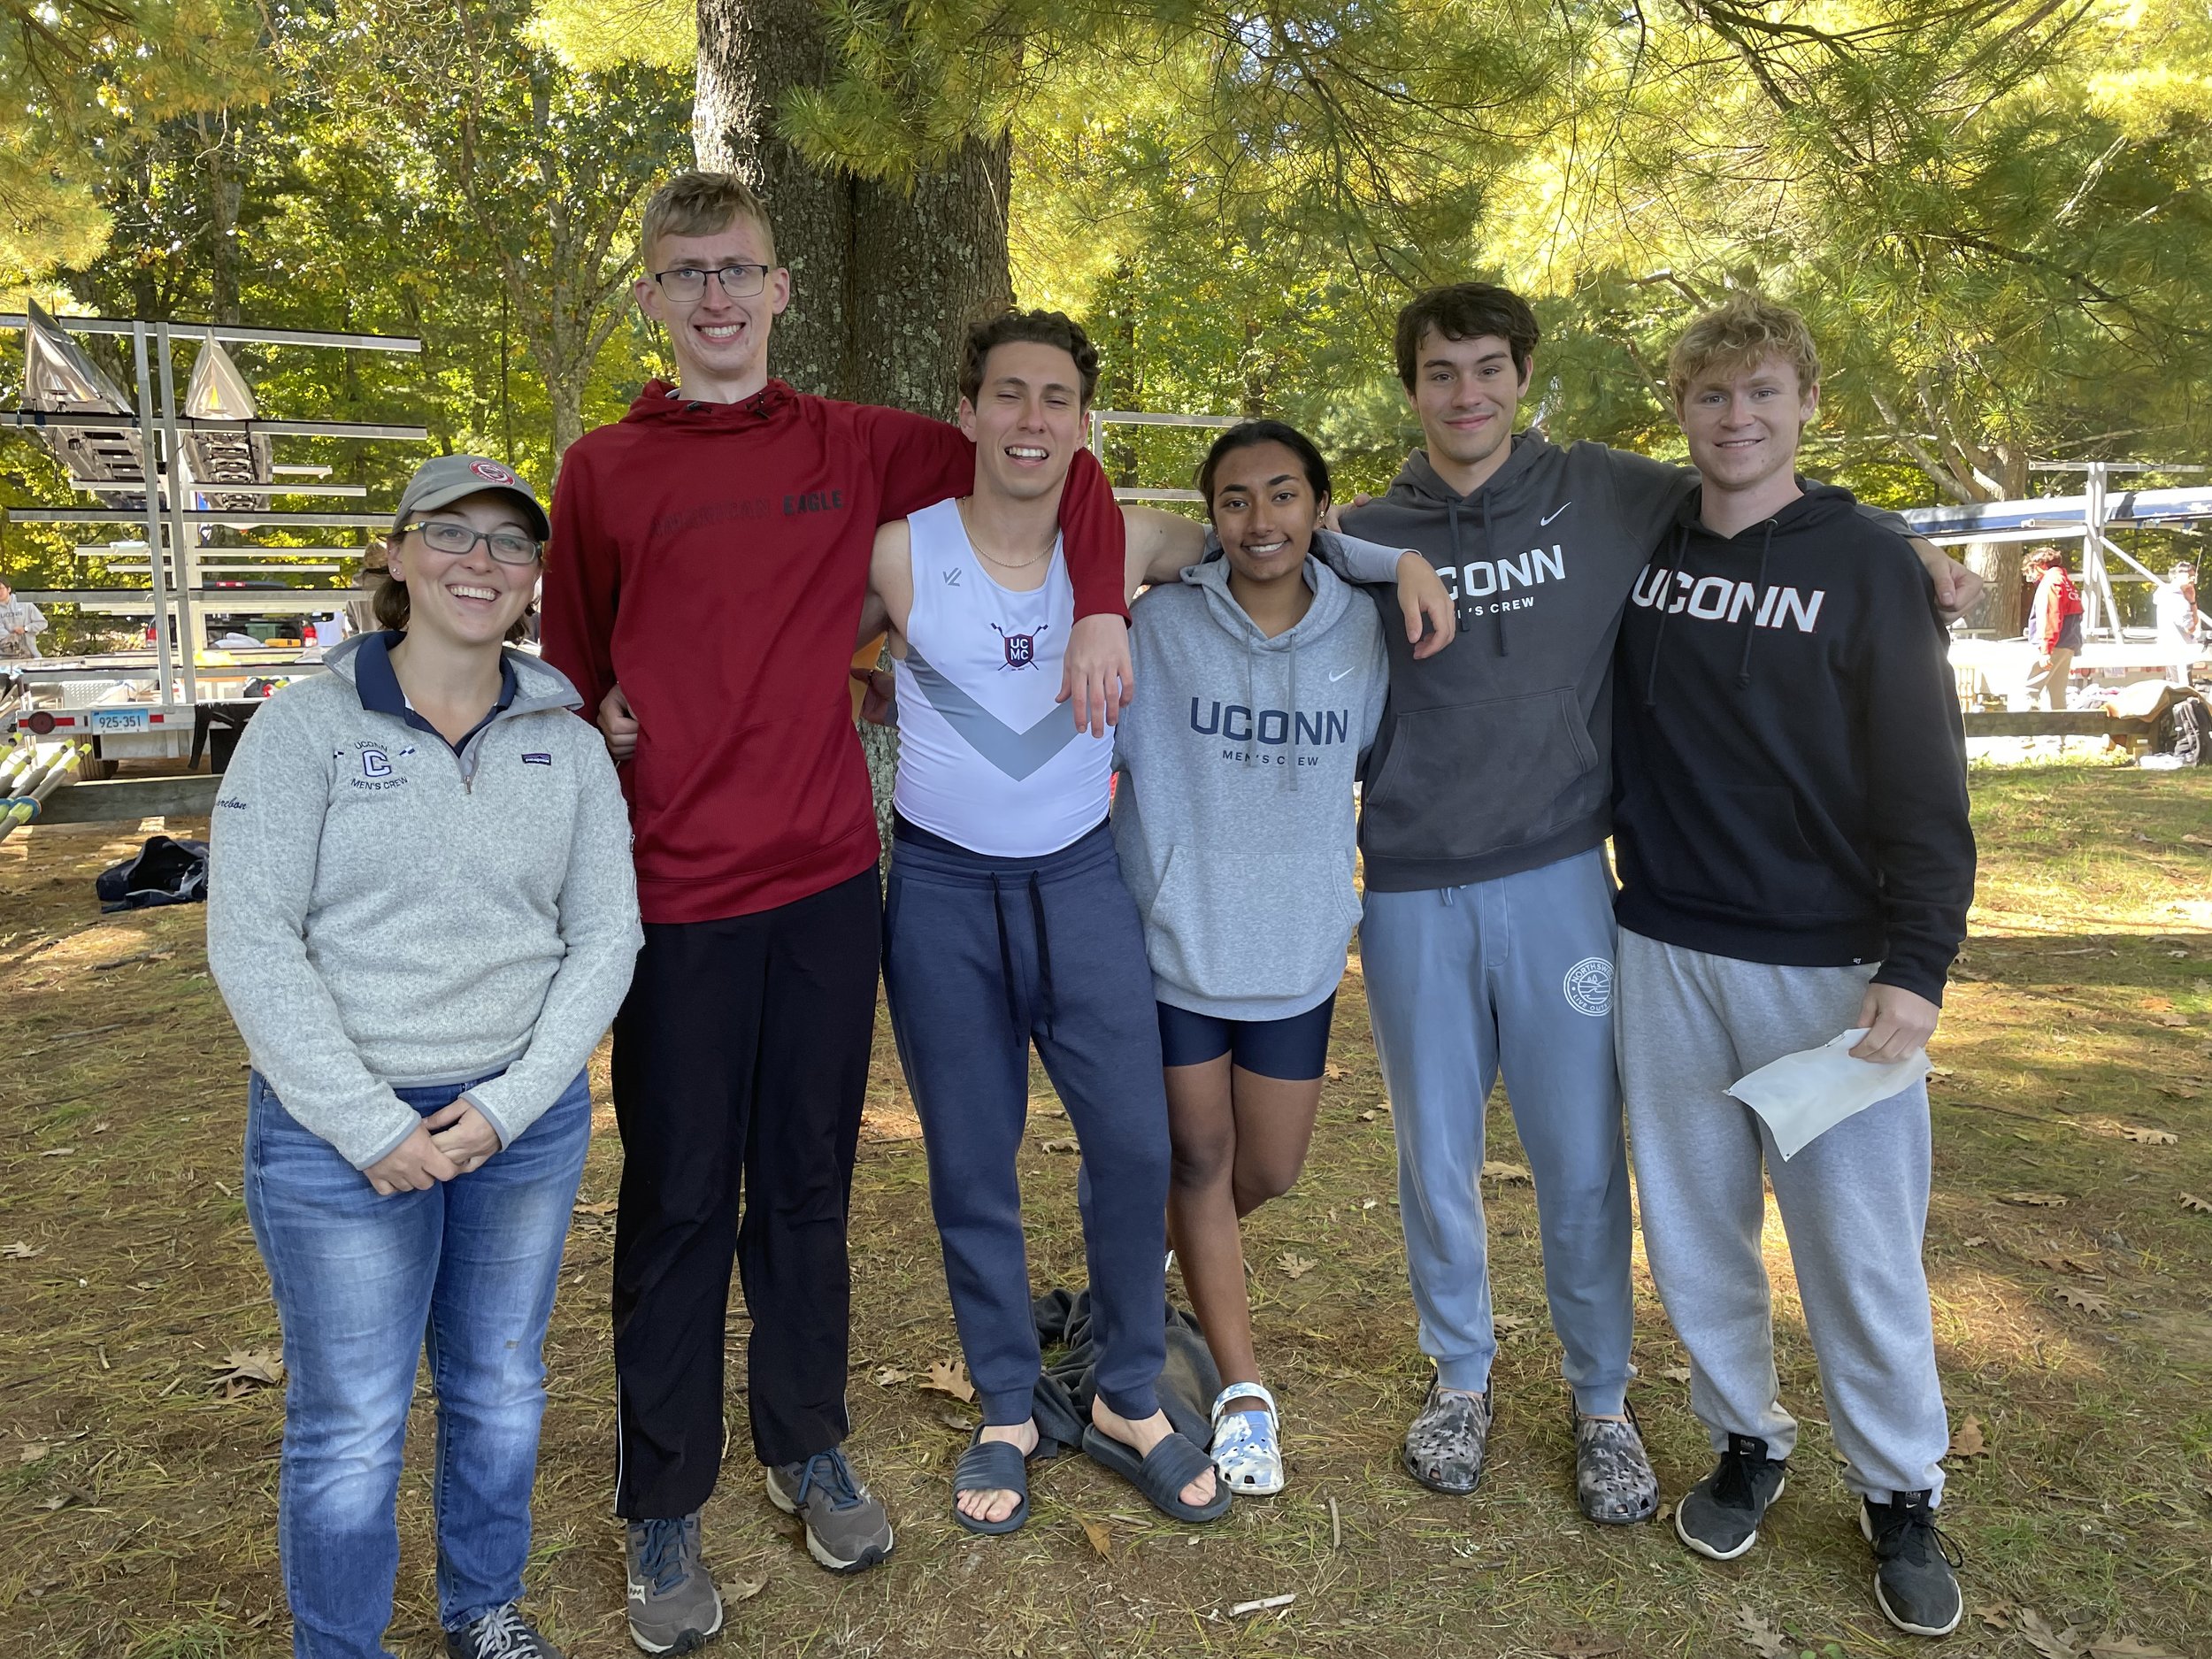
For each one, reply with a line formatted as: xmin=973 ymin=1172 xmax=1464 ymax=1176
xmin=1338 ymin=282 xmax=1978 ymax=1525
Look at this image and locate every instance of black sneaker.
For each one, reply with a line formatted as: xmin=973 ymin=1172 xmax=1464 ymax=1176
xmin=1862 ymin=1491 xmax=1964 ymax=1638
xmin=445 ymin=1602 xmax=563 ymax=1658
xmin=1673 ymin=1433 xmax=1788 ymax=1561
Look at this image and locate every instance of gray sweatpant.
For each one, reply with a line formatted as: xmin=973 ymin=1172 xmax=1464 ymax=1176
xmin=1616 ymin=930 xmax=1948 ymax=1502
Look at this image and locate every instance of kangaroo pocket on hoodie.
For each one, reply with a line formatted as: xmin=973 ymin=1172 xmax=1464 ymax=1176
xmin=1142 ymin=845 xmax=1360 ymax=1005
xmin=1362 ymin=687 xmax=1601 ymax=864
xmin=1616 ymin=771 xmax=1859 ymax=923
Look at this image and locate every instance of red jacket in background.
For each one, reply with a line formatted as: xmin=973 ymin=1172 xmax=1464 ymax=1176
xmin=540 ymin=379 xmax=1130 ymax=924
xmin=2030 ymin=566 xmax=2083 ymax=651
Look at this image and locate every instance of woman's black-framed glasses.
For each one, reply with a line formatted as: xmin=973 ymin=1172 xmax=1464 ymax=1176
xmin=651 ymin=264 xmax=772 ymax=303
xmin=403 ymin=520 xmax=542 ymax=565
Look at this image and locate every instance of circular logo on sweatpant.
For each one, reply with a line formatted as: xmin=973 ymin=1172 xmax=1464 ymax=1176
xmin=1563 ymin=956 xmax=1612 ymax=1018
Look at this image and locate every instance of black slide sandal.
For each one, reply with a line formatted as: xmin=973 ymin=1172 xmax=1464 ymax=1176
xmin=951 ymin=1432 xmax=1031 ymax=1535
xmin=1080 ymin=1425 xmax=1232 ymax=1524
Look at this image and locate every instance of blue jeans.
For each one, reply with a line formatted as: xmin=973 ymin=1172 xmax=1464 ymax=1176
xmin=243 ymin=1069 xmax=590 ymax=1659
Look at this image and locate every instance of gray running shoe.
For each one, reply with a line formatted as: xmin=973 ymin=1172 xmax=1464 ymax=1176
xmin=446 ymin=1603 xmax=563 ymax=1658
xmin=766 ymin=1448 xmax=895 ymax=1574
xmin=1675 ymin=1434 xmax=1788 ymax=1562
xmin=1575 ymin=1404 xmax=1660 ymax=1525
xmin=1862 ymin=1491 xmax=1964 ymax=1638
xmin=1403 ymin=1379 xmax=1492 ymax=1495
xmin=624 ymin=1514 xmax=723 ymax=1655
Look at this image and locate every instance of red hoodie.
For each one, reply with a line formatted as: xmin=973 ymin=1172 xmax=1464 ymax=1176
xmin=541 ymin=379 xmax=1129 ymax=924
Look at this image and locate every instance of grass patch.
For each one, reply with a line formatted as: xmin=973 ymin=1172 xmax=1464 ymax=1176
xmin=3 ymin=772 xmax=2209 ymax=1655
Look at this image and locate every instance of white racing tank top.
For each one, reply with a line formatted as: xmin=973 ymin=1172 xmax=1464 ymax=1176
xmin=891 ymin=497 xmax=1113 ymax=856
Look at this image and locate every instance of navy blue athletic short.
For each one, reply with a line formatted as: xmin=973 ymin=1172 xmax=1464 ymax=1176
xmin=1156 ymin=993 xmax=1338 ymax=1080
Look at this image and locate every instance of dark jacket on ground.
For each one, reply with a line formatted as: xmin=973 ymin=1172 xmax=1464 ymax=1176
xmin=1610 ymin=481 xmax=1975 ymax=1004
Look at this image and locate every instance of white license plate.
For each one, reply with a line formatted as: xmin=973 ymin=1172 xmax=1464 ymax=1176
xmin=88 ymin=709 xmax=151 ymax=733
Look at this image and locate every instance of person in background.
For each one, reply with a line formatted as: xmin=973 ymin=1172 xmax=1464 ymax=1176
xmin=208 ymin=455 xmax=642 ymax=1659
xmin=1112 ymin=419 xmax=1394 ymax=1497
xmin=0 ymin=576 xmax=50 ymax=659
xmin=2023 ymin=546 xmax=2082 ymax=710
xmin=2153 ymin=559 xmax=2199 ymax=686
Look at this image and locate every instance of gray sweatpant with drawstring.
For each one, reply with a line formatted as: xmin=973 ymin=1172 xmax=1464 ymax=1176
xmin=1616 ymin=929 xmax=1949 ymax=1503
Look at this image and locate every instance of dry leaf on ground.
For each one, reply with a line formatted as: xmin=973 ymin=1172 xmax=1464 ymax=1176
xmin=1546 ymin=1640 xmax=1624 ymax=1658
xmin=1079 ymin=1517 xmax=1111 ymax=1558
xmin=1039 ymin=1137 xmax=1078 ymax=1154
xmin=1493 ymin=1313 xmax=1528 ymax=1339
xmin=2181 ymin=1193 xmax=2212 ymax=1214
xmin=19 ymin=1443 xmax=50 ymax=1464
xmin=920 ymin=1358 xmax=976 ymax=1403
xmin=1481 ymin=1160 xmax=1532 ymax=1185
xmin=2154 ymin=1086 xmax=2199 ymax=1101
xmin=718 ymin=1577 xmax=765 ymax=1604
xmin=572 ymin=1199 xmax=618 ymax=1217
xmin=1732 ymin=1604 xmax=1795 ymax=1659
xmin=2033 ymin=1254 xmax=2105 ymax=1277
xmin=2056 ymin=1286 xmax=2112 ymax=1316
xmin=872 ymin=1366 xmax=910 ymax=1386
xmin=210 ymin=1348 xmax=284 ymax=1397
xmin=1357 ymin=1109 xmax=1379 ymax=1122
xmin=2016 ymin=1608 xmax=2090 ymax=1659
xmin=2000 ymin=1191 xmax=2070 ymax=1208
xmin=1961 ymin=1235 xmax=1988 ymax=1247
xmin=2120 ymin=1125 xmax=2178 ymax=1145
xmin=3 ymin=1241 xmax=43 ymax=1260
xmin=1660 ymin=1365 xmax=1693 ymax=1383
xmin=1278 ymin=1253 xmax=1317 ymax=1280
xmin=2087 ymin=1637 xmax=2184 ymax=1657
xmin=1947 ymin=1416 xmax=1987 ymax=1457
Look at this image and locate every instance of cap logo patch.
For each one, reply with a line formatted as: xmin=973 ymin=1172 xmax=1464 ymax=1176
xmin=470 ymin=460 xmax=515 ymax=483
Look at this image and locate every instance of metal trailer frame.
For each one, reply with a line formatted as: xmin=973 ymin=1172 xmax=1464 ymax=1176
xmin=0 ymin=312 xmax=426 ymax=737
xmin=1901 ymin=461 xmax=2212 ymax=642
xmin=1087 ymin=409 xmax=1241 ymax=503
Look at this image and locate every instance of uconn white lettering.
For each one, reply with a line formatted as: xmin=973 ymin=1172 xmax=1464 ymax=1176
xmin=1629 ymin=566 xmax=1826 ymax=634
xmin=1436 ymin=544 xmax=1567 ymax=601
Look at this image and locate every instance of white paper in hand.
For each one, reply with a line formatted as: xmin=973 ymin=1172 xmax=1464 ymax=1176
xmin=1725 ymin=1030 xmax=1932 ymax=1161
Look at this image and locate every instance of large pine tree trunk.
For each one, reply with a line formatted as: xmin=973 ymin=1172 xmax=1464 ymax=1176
xmin=693 ymin=0 xmax=1014 ymax=838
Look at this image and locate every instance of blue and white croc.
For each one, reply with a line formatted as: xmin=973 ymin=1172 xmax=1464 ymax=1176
xmin=1209 ymin=1382 xmax=1285 ymax=1495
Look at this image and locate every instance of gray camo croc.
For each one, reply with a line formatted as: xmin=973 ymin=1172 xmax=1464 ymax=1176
xmin=1403 ymin=1379 xmax=1492 ymax=1495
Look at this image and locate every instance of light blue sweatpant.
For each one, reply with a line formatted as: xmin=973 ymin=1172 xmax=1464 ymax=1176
xmin=1360 ymin=847 xmax=1634 ymax=1416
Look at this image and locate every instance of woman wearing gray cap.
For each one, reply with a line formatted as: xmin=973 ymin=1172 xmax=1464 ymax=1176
xmin=208 ymin=455 xmax=643 ymax=1659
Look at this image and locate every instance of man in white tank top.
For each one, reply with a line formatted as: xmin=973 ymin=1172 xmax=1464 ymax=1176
xmin=869 ymin=314 xmax=1237 ymax=1533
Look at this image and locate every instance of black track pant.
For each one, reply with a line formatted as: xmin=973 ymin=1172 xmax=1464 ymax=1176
xmin=610 ymin=870 xmax=880 ymax=1519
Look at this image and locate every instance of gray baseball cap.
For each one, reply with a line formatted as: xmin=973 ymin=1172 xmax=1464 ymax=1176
xmin=393 ymin=454 xmax=550 ymax=541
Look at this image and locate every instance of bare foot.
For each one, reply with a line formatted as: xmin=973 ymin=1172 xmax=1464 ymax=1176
xmin=956 ymin=1419 xmax=1038 ymax=1525
xmin=1090 ymin=1399 xmax=1217 ymax=1509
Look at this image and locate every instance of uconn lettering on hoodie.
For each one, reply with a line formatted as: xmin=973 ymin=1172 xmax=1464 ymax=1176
xmin=1629 ymin=565 xmax=1827 ymax=633
xmin=1609 ymin=480 xmax=1974 ymax=1004
xmin=1190 ymin=698 xmax=1354 ymax=760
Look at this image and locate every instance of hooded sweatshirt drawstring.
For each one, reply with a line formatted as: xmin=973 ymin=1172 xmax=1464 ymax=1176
xmin=1480 ymin=494 xmax=1506 ymax=657
xmin=1737 ymin=520 xmax=1776 ymax=687
xmin=1642 ymin=525 xmax=1686 ymax=710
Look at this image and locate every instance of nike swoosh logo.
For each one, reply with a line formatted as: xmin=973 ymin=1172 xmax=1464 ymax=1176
xmin=1539 ymin=502 xmax=1571 ymax=526
xmin=1329 ymin=665 xmax=1356 ymax=682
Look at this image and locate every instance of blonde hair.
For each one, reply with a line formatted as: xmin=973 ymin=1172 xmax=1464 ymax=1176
xmin=1668 ymin=293 xmax=1820 ymax=406
xmin=640 ymin=171 xmax=777 ymax=273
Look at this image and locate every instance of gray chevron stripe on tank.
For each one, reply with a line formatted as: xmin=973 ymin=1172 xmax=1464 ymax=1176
xmin=904 ymin=647 xmax=1084 ymax=780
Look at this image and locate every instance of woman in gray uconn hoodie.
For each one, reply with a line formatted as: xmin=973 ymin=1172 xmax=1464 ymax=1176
xmin=1113 ymin=422 xmax=1387 ymax=1501
xmin=206 ymin=457 xmax=641 ymax=1659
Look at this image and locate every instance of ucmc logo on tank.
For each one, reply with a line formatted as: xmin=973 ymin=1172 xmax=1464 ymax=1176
xmin=342 ymin=740 xmax=414 ymax=793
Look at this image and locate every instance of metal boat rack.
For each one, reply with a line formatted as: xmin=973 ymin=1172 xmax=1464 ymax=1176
xmin=1 ymin=308 xmax=426 ymax=751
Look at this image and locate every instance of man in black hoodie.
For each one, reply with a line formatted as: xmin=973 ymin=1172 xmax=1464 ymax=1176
xmin=1611 ymin=295 xmax=1973 ymax=1639
xmin=1334 ymin=283 xmax=1978 ymax=1527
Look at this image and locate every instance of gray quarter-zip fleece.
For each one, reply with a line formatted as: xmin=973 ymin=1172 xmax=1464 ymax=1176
xmin=207 ymin=634 xmax=641 ymax=1169
xmin=1113 ymin=541 xmax=1389 ymax=1020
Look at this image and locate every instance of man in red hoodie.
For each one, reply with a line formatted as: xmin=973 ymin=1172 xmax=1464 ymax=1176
xmin=539 ymin=171 xmax=1133 ymax=1653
